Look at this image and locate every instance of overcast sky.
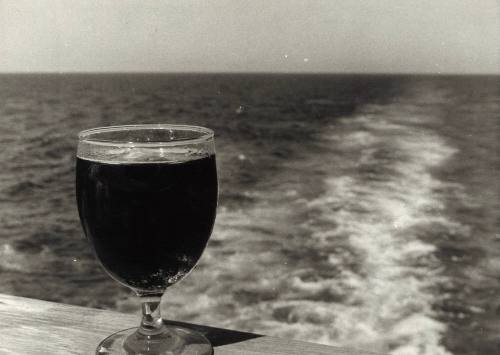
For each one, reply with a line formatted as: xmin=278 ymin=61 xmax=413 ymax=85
xmin=0 ymin=0 xmax=499 ymax=74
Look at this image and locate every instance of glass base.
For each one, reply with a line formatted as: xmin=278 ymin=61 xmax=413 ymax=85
xmin=96 ymin=326 xmax=213 ymax=355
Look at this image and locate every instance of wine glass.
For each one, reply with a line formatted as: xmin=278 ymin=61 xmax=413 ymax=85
xmin=76 ymin=124 xmax=218 ymax=355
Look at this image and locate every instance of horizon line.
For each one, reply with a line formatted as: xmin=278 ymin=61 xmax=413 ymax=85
xmin=1 ymin=70 xmax=499 ymax=76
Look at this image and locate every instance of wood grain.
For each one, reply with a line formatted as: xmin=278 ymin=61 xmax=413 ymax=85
xmin=0 ymin=293 xmax=384 ymax=355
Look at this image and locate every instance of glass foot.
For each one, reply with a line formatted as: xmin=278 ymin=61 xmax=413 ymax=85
xmin=96 ymin=326 xmax=213 ymax=355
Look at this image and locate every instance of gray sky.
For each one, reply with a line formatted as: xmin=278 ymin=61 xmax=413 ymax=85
xmin=0 ymin=0 xmax=499 ymax=74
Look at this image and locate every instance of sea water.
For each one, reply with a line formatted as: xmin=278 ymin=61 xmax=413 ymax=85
xmin=0 ymin=73 xmax=499 ymax=355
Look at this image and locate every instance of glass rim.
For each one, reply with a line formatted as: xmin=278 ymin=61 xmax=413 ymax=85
xmin=78 ymin=124 xmax=214 ymax=147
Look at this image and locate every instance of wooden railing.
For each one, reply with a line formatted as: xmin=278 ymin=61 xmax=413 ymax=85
xmin=0 ymin=293 xmax=385 ymax=354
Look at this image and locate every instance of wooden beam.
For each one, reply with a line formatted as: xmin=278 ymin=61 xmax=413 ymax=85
xmin=0 ymin=293 xmax=384 ymax=355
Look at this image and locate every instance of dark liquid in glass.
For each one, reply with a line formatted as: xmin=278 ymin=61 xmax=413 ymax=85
xmin=76 ymin=155 xmax=217 ymax=293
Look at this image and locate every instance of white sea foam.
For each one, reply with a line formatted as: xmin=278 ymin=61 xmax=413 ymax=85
xmin=0 ymin=244 xmax=30 ymax=272
xmin=0 ymin=242 xmax=94 ymax=276
xmin=297 ymin=113 xmax=459 ymax=355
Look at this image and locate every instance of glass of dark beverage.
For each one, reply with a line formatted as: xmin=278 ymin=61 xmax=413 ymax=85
xmin=76 ymin=124 xmax=218 ymax=355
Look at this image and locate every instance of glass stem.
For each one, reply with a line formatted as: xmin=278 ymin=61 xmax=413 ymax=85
xmin=138 ymin=296 xmax=167 ymax=336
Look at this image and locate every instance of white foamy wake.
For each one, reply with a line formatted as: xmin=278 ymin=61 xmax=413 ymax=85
xmin=305 ymin=113 xmax=459 ymax=355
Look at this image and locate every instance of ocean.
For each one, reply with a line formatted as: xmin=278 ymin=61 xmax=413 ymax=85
xmin=0 ymin=73 xmax=499 ymax=355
